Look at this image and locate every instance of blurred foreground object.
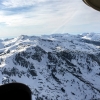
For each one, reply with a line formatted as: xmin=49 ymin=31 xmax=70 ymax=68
xmin=0 ymin=83 xmax=32 ymax=100
xmin=83 ymin=0 xmax=100 ymax=11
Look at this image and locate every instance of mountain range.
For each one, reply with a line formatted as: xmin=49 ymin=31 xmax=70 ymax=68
xmin=0 ymin=33 xmax=100 ymax=100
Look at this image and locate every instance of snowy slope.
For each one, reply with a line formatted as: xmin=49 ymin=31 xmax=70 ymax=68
xmin=0 ymin=33 xmax=100 ymax=100
xmin=81 ymin=32 xmax=100 ymax=41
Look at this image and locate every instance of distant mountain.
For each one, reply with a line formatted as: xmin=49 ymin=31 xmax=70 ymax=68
xmin=0 ymin=33 xmax=100 ymax=100
xmin=81 ymin=32 xmax=100 ymax=41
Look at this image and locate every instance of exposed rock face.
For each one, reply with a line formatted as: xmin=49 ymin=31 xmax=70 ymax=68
xmin=0 ymin=33 xmax=100 ymax=100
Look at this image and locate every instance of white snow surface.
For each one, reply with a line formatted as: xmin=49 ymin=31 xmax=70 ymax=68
xmin=0 ymin=33 xmax=100 ymax=100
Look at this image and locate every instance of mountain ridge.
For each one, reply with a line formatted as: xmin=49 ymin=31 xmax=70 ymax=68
xmin=0 ymin=33 xmax=100 ymax=100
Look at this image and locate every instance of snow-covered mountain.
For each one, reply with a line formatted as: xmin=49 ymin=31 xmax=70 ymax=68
xmin=0 ymin=33 xmax=100 ymax=100
xmin=81 ymin=33 xmax=100 ymax=41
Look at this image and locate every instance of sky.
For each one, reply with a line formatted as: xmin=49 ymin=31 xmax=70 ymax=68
xmin=0 ymin=0 xmax=100 ymax=38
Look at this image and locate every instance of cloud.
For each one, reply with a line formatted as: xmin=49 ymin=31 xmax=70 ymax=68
xmin=0 ymin=0 xmax=100 ymax=37
xmin=2 ymin=0 xmax=47 ymax=8
xmin=0 ymin=0 xmax=78 ymax=27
